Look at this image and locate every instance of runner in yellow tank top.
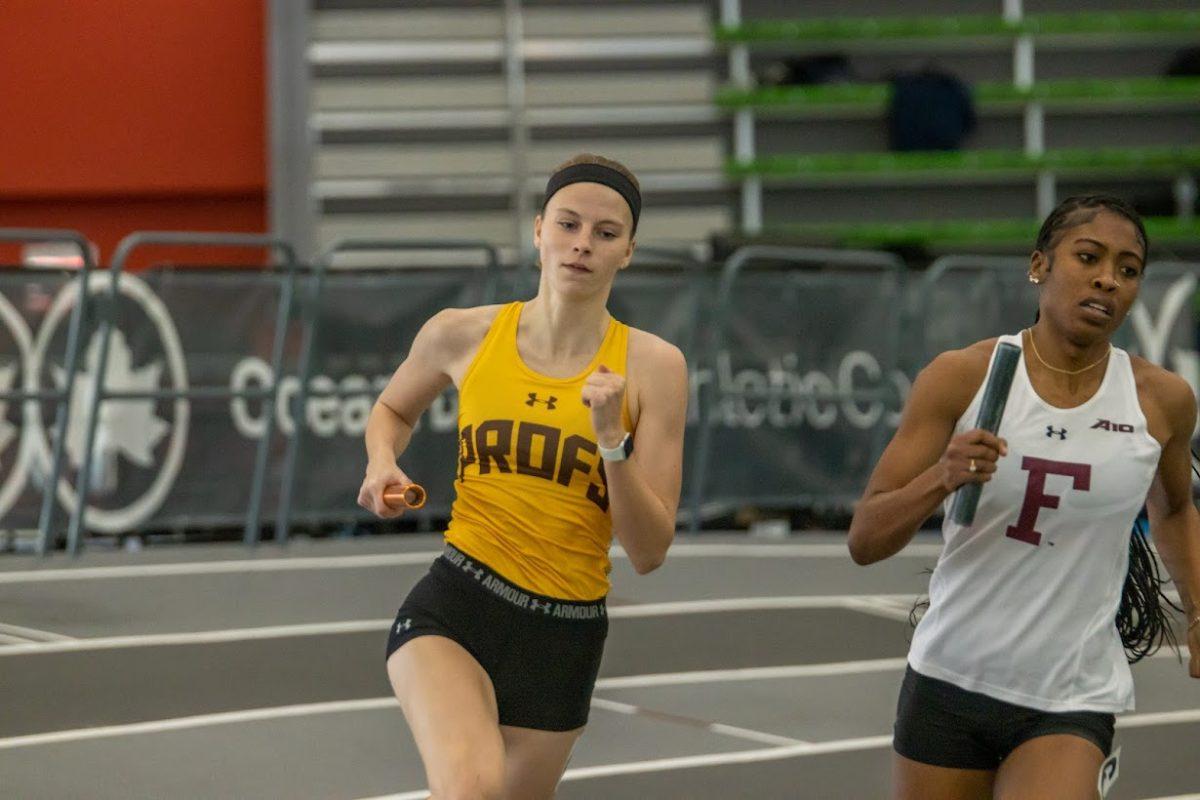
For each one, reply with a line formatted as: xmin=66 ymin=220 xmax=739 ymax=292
xmin=357 ymin=154 xmax=688 ymax=799
xmin=446 ymin=299 xmax=635 ymax=600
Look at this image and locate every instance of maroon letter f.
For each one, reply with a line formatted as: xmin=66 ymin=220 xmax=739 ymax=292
xmin=1005 ymin=456 xmax=1091 ymax=546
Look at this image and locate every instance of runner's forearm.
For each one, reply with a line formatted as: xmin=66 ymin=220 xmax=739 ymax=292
xmin=365 ymin=401 xmax=415 ymax=466
xmin=849 ymin=465 xmax=952 ymax=565
xmin=605 ymin=459 xmax=675 ymax=573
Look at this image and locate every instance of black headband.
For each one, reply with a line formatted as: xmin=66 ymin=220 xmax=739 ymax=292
xmin=542 ymin=163 xmax=641 ymax=233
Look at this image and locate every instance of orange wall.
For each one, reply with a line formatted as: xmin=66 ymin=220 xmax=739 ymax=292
xmin=0 ymin=0 xmax=267 ymax=267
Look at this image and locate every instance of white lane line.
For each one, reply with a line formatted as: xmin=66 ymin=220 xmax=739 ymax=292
xmin=595 ymin=658 xmax=909 ymax=690
xmin=600 ymin=643 xmax=1187 ymax=693
xmin=559 ymin=706 xmax=1200 ymax=786
xmin=707 ymin=723 xmax=806 ymax=748
xmin=354 ymin=735 xmax=896 ymax=800
xmin=360 ymin=703 xmax=1200 ymax=799
xmin=0 ymin=698 xmax=397 ymax=751
xmin=0 ymin=622 xmax=75 ymax=642
xmin=0 ymin=693 xmax=804 ymax=754
xmin=0 ymin=620 xmax=390 ymax=656
xmin=0 ymin=661 xmax=1195 ymax=754
xmin=0 ymin=595 xmax=917 ymax=656
xmin=705 ymin=724 xmax=801 ymax=748
xmin=1 ymin=589 xmax=1187 ymax=658
xmin=0 ymin=552 xmax=443 ymax=584
xmin=0 ymin=541 xmax=942 ymax=584
xmin=1116 ymin=708 xmax=1200 ymax=728
xmin=610 ymin=594 xmax=916 ymax=619
xmin=589 ymin=697 xmax=807 ymax=748
xmin=839 ymin=597 xmax=916 ymax=623
xmin=659 ymin=543 xmax=943 ymax=559
xmin=562 ymin=735 xmax=895 ymax=780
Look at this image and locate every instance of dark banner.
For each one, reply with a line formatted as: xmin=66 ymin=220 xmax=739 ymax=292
xmin=689 ymin=269 xmax=907 ymax=511
xmin=0 ymin=258 xmax=1195 ymax=535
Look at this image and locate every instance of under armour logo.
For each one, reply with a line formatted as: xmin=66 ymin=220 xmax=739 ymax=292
xmin=1045 ymin=426 xmax=1067 ymax=440
xmin=525 ymin=392 xmax=557 ymax=410
xmin=462 ymin=561 xmax=485 ymax=580
xmin=395 ymin=618 xmax=412 ymax=634
xmin=529 ymin=599 xmax=555 ymax=614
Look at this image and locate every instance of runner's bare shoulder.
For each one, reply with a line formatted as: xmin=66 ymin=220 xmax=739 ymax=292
xmin=627 ymin=327 xmax=686 ymax=374
xmin=625 ymin=327 xmax=687 ymax=425
xmin=417 ymin=304 xmax=506 ymax=366
xmin=914 ymin=337 xmax=999 ymax=422
xmin=1129 ymin=354 xmax=1193 ymax=407
xmin=1129 ymin=354 xmax=1196 ymax=444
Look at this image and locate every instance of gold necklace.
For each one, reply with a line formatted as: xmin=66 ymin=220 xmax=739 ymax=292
xmin=1025 ymin=329 xmax=1110 ymax=376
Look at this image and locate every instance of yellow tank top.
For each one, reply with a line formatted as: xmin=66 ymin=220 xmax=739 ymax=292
xmin=445 ymin=301 xmax=633 ymax=600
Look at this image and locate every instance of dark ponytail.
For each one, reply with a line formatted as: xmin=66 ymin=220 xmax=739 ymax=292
xmin=1118 ymin=513 xmax=1182 ymax=663
xmin=1118 ymin=450 xmax=1199 ymax=662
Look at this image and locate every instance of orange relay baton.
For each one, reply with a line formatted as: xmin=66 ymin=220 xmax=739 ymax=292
xmin=383 ymin=483 xmax=427 ymax=510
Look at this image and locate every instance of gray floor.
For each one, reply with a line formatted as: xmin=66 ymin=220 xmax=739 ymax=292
xmin=0 ymin=533 xmax=1196 ymax=799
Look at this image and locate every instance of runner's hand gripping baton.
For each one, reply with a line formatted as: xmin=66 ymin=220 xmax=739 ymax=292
xmin=383 ymin=483 xmax=427 ymax=510
xmin=949 ymin=342 xmax=1021 ymax=526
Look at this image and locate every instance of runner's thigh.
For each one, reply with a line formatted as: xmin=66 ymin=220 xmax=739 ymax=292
xmin=387 ymin=636 xmax=506 ymax=798
xmin=500 ymin=724 xmax=584 ymax=800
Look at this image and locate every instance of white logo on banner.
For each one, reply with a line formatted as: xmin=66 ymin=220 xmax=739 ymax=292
xmin=5 ymin=270 xmax=1199 ymax=533
xmin=228 ymin=356 xmax=457 ymax=439
xmin=23 ymin=272 xmax=189 ymax=533
xmin=0 ymin=290 xmax=34 ymax=519
xmin=1130 ymin=274 xmax=1200 ymax=433
xmin=682 ymin=273 xmax=1200 ymax=433
xmin=0 ymin=362 xmax=17 ymax=470
xmin=1130 ymin=274 xmax=1195 ymax=366
xmin=51 ymin=329 xmax=171 ymax=491
xmin=0 ymin=363 xmax=15 ymax=456
xmin=689 ymin=350 xmax=912 ymax=431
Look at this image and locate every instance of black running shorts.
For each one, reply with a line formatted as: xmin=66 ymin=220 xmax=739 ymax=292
xmin=894 ymin=665 xmax=1115 ymax=770
xmin=386 ymin=543 xmax=608 ymax=732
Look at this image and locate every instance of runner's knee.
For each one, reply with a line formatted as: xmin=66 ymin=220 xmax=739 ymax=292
xmin=429 ymin=755 xmax=505 ymax=800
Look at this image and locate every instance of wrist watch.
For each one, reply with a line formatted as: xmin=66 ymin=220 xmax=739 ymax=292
xmin=598 ymin=431 xmax=634 ymax=462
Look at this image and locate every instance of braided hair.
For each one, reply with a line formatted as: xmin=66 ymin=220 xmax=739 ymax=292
xmin=1034 ymin=194 xmax=1148 ymax=262
xmin=910 ymin=514 xmax=1185 ymax=664
xmin=1116 ymin=450 xmax=1200 ymax=662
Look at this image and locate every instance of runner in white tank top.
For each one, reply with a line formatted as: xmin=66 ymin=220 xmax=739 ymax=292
xmin=907 ymin=331 xmax=1159 ymax=713
xmin=848 ymin=197 xmax=1200 ymax=800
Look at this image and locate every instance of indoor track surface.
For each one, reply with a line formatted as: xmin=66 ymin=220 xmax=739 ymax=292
xmin=1 ymin=533 xmax=1197 ymax=799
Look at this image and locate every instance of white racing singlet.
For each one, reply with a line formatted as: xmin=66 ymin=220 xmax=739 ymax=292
xmin=908 ymin=333 xmax=1161 ymax=713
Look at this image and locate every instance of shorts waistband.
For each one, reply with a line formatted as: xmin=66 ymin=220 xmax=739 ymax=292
xmin=438 ymin=543 xmax=607 ymax=620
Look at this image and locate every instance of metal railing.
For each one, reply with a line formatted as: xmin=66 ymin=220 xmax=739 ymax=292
xmin=915 ymin=256 xmax=1200 ymax=366
xmin=274 ymin=238 xmax=505 ymax=541
xmin=912 ymin=255 xmax=1030 ymax=372
xmin=0 ymin=229 xmax=98 ymax=555
xmin=686 ymin=245 xmax=906 ymax=530
xmin=72 ymin=232 xmax=300 ymax=553
xmin=5 ymin=228 xmax=1196 ymax=552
